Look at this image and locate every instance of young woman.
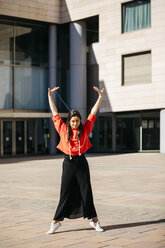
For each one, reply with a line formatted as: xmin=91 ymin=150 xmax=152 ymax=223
xmin=47 ymin=85 xmax=104 ymax=234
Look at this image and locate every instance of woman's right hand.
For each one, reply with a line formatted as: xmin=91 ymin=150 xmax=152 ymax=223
xmin=48 ymin=87 xmax=60 ymax=96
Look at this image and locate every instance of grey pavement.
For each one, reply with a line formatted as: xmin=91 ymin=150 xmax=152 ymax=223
xmin=0 ymin=153 xmax=165 ymax=248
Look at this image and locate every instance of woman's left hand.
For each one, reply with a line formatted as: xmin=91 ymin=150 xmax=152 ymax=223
xmin=93 ymin=86 xmax=104 ymax=97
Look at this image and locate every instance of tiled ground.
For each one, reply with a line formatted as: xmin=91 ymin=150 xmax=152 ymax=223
xmin=0 ymin=153 xmax=165 ymax=248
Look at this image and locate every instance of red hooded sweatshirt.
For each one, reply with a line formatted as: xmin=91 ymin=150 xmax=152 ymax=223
xmin=52 ymin=113 xmax=96 ymax=156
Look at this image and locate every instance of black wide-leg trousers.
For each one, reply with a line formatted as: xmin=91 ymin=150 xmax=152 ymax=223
xmin=53 ymin=154 xmax=97 ymax=221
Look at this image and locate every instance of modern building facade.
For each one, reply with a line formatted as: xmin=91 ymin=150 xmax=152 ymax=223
xmin=0 ymin=0 xmax=165 ymax=157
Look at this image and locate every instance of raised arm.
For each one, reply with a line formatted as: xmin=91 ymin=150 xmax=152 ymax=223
xmin=90 ymin=86 xmax=104 ymax=116
xmin=48 ymin=87 xmax=59 ymax=116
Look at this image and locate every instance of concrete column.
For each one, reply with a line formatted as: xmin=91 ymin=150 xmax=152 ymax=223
xmin=49 ymin=24 xmax=57 ymax=155
xmin=70 ymin=21 xmax=87 ymax=122
xmin=160 ymin=109 xmax=165 ymax=154
xmin=112 ymin=113 xmax=116 ymax=152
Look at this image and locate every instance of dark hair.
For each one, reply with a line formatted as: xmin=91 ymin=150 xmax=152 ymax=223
xmin=66 ymin=109 xmax=83 ymax=142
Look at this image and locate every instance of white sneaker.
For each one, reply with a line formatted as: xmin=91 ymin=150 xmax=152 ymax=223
xmin=90 ymin=220 xmax=104 ymax=232
xmin=47 ymin=222 xmax=61 ymax=234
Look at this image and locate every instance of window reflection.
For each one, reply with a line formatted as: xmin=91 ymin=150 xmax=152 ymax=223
xmin=116 ymin=117 xmax=140 ymax=151
xmin=0 ymin=21 xmax=48 ymax=110
xmin=0 ymin=23 xmax=13 ymax=65
xmin=98 ymin=117 xmax=112 ymax=151
xmin=0 ymin=66 xmax=13 ymax=108
xmin=15 ymin=67 xmax=48 ymax=110
xmin=38 ymin=119 xmax=49 ymax=154
xmin=15 ymin=25 xmax=48 ymax=67
xmin=142 ymin=118 xmax=160 ymax=150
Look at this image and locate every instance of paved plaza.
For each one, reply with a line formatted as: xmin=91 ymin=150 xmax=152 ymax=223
xmin=0 ymin=153 xmax=165 ymax=248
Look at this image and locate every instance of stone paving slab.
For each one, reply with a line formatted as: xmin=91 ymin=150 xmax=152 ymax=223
xmin=0 ymin=153 xmax=165 ymax=248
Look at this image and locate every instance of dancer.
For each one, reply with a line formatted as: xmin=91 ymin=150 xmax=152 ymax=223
xmin=47 ymin=85 xmax=104 ymax=234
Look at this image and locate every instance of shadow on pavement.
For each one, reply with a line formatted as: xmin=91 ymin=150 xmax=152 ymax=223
xmin=103 ymin=219 xmax=165 ymax=231
xmin=0 ymin=155 xmax=64 ymax=164
xmin=0 ymin=152 xmax=141 ymax=165
xmin=55 ymin=219 xmax=165 ymax=234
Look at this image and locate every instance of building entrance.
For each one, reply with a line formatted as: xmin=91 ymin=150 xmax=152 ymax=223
xmin=16 ymin=121 xmax=24 ymax=154
xmin=99 ymin=117 xmax=112 ymax=151
xmin=0 ymin=118 xmax=49 ymax=156
xmin=3 ymin=121 xmax=12 ymax=155
xmin=142 ymin=118 xmax=160 ymax=150
xmin=27 ymin=120 xmax=35 ymax=154
xmin=116 ymin=117 xmax=140 ymax=151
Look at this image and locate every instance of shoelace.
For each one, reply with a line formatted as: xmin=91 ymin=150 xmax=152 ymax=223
xmin=69 ymin=140 xmax=81 ymax=160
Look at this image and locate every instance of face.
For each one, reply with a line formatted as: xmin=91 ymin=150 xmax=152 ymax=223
xmin=69 ymin=116 xmax=81 ymax=129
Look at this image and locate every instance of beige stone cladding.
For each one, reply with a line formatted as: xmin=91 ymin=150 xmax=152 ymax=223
xmin=0 ymin=0 xmax=60 ymax=23
xmin=0 ymin=0 xmax=165 ymax=112
xmin=61 ymin=0 xmax=165 ymax=112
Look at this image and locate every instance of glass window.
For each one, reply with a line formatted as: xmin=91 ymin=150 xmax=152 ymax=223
xmin=116 ymin=117 xmax=140 ymax=150
xmin=15 ymin=67 xmax=48 ymax=110
xmin=0 ymin=21 xmax=48 ymax=111
xmin=98 ymin=117 xmax=112 ymax=150
xmin=86 ymin=16 xmax=99 ymax=45
xmin=142 ymin=118 xmax=160 ymax=150
xmin=38 ymin=119 xmax=49 ymax=154
xmin=57 ymin=24 xmax=70 ymax=112
xmin=0 ymin=23 xmax=14 ymax=65
xmin=122 ymin=0 xmax=151 ymax=33
xmin=15 ymin=25 xmax=48 ymax=67
xmin=27 ymin=120 xmax=35 ymax=154
xmin=16 ymin=121 xmax=24 ymax=154
xmin=3 ymin=121 xmax=12 ymax=155
xmin=122 ymin=51 xmax=151 ymax=86
xmin=0 ymin=66 xmax=13 ymax=108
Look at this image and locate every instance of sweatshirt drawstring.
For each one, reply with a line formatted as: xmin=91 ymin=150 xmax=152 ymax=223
xmin=69 ymin=139 xmax=81 ymax=160
xmin=69 ymin=142 xmax=72 ymax=160
xmin=79 ymin=140 xmax=81 ymax=156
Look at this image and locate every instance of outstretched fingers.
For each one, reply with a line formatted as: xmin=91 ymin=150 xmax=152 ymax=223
xmin=48 ymin=86 xmax=60 ymax=96
xmin=101 ymin=88 xmax=105 ymax=94
xmin=51 ymin=86 xmax=60 ymax=92
xmin=48 ymin=88 xmax=51 ymax=96
xmin=93 ymin=86 xmax=105 ymax=96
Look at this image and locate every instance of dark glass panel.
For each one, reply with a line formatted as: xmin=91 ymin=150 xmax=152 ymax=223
xmin=86 ymin=16 xmax=99 ymax=45
xmin=16 ymin=121 xmax=24 ymax=154
xmin=98 ymin=117 xmax=112 ymax=151
xmin=3 ymin=121 xmax=12 ymax=155
xmin=27 ymin=120 xmax=35 ymax=154
xmin=87 ymin=64 xmax=99 ymax=116
xmin=38 ymin=119 xmax=49 ymax=154
xmin=57 ymin=24 xmax=70 ymax=112
xmin=116 ymin=117 xmax=140 ymax=151
xmin=15 ymin=25 xmax=48 ymax=67
xmin=142 ymin=118 xmax=160 ymax=150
